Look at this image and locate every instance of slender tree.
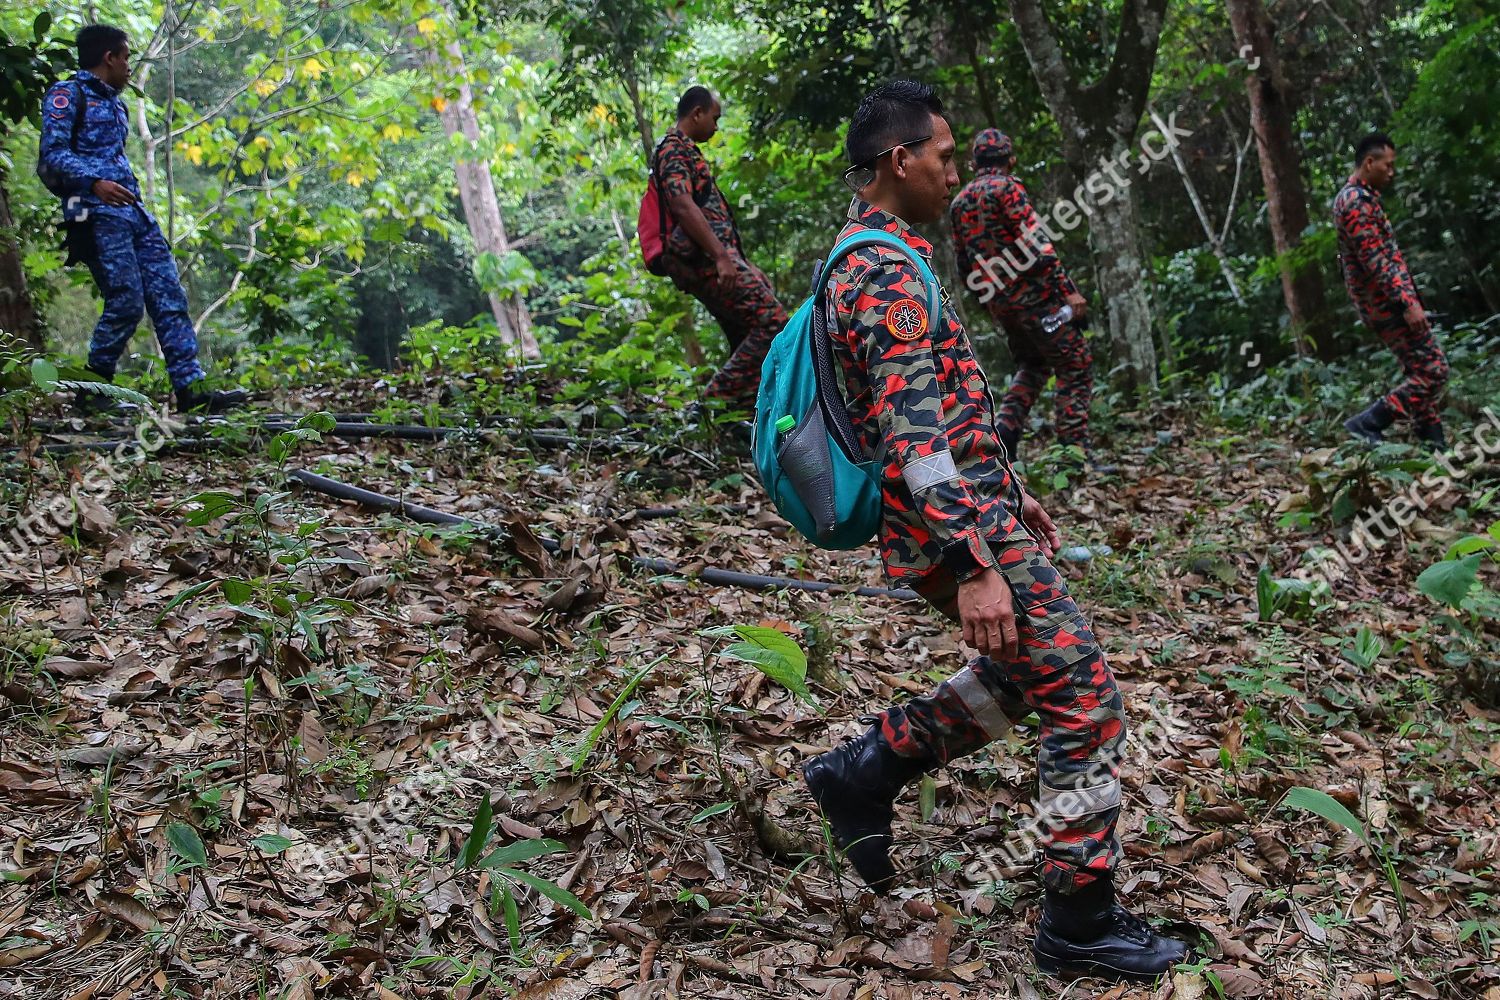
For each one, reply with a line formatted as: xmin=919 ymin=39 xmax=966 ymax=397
xmin=1226 ymin=0 xmax=1327 ymax=355
xmin=1008 ymin=0 xmax=1169 ymax=390
xmin=426 ymin=8 xmax=540 ymax=359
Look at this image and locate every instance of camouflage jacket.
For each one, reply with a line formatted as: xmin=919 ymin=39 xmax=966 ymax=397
xmin=655 ymin=127 xmax=740 ymax=263
xmin=40 ymin=70 xmax=141 ymax=222
xmin=827 ymin=198 xmax=1028 ymax=584
xmin=949 ymin=167 xmax=1076 ymax=318
xmin=1332 ymin=176 xmax=1420 ymax=313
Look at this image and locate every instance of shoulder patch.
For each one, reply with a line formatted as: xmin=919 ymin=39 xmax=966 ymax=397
xmin=884 ymin=297 xmax=928 ymax=342
xmin=52 ymin=93 xmax=72 ymax=110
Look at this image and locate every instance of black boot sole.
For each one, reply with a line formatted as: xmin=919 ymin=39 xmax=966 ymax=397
xmin=1033 ymin=951 xmax=1176 ymax=984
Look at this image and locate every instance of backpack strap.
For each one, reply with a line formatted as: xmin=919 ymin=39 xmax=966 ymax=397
xmin=818 ymin=228 xmax=942 ymax=320
xmin=71 ymin=80 xmax=86 ymax=152
xmin=806 ymin=229 xmax=944 ymax=466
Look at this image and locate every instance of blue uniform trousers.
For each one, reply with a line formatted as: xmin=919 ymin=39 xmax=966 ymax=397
xmin=85 ymin=208 xmax=204 ymax=389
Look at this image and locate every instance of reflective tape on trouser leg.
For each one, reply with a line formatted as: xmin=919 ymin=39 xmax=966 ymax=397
xmin=946 ymin=664 xmax=1012 ymax=740
xmin=1038 ymin=776 xmax=1122 ymax=821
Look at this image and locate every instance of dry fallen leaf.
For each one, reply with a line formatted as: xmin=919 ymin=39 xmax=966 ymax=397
xmin=95 ymin=891 xmax=162 ymax=934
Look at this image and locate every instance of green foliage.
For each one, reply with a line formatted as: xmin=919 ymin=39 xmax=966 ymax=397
xmin=1417 ymin=554 xmax=1482 ymax=609
xmin=166 ymin=821 xmax=209 ymax=868
xmin=457 ymin=796 xmax=592 ymax=948
xmin=0 ymin=13 xmax=70 ymax=134
xmin=1256 ymin=566 xmax=1329 ymax=622
xmin=569 ymin=657 xmax=659 ymax=774
xmin=700 ymin=624 xmax=812 ymax=705
xmin=1283 ymin=786 xmax=1407 ymax=919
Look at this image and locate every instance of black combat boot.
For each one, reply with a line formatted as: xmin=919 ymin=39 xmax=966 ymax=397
xmin=1415 ymin=422 xmax=1447 ymax=453
xmin=1033 ymin=879 xmax=1190 ymax=982
xmin=175 ymin=382 xmax=248 ymax=414
xmin=802 ymin=724 xmax=933 ymax=894
xmin=1344 ymin=399 xmax=1395 ymax=444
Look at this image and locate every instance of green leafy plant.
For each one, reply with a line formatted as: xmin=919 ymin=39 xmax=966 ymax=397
xmin=1283 ymin=787 xmax=1407 ymax=920
xmin=1256 ymin=566 xmax=1329 ymax=622
xmin=458 ymin=795 xmax=590 ymax=956
xmin=1343 ymin=626 xmax=1384 ymax=670
xmin=699 ymin=624 xmax=814 ymax=706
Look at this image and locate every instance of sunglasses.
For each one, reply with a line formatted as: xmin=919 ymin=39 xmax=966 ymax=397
xmin=841 ymin=134 xmax=932 ymax=193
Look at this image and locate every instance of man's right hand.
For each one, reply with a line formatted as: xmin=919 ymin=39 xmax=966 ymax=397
xmin=1404 ymin=303 xmax=1430 ymax=336
xmin=714 ymin=253 xmax=738 ymax=290
xmin=91 ymin=179 xmax=136 ymax=206
xmin=957 ymin=567 xmax=1018 ymax=662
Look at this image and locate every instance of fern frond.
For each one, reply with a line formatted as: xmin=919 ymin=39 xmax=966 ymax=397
xmin=55 ymin=380 xmax=153 ymax=406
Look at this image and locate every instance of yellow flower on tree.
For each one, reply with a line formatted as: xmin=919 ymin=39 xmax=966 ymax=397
xmin=382 ymin=123 xmax=404 ymax=142
xmin=416 ymin=17 xmax=438 ymax=36
xmin=252 ymin=78 xmax=277 ymax=97
xmin=301 ymin=57 xmax=325 ymax=79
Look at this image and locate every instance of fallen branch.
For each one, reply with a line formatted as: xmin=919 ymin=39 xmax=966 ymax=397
xmin=288 ymin=470 xmax=920 ymax=602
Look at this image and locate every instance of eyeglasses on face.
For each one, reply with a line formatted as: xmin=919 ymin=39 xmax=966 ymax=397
xmin=841 ymin=134 xmax=932 ymax=192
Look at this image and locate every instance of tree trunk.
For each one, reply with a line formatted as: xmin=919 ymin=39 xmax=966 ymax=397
xmin=0 ymin=179 xmax=42 ymax=351
xmin=427 ymin=30 xmax=539 ymax=360
xmin=1009 ymin=0 xmax=1168 ymax=391
xmin=1227 ymin=0 xmax=1327 ymax=355
xmin=1088 ymin=193 xmax=1156 ymax=386
xmin=621 ymin=59 xmax=654 ymax=165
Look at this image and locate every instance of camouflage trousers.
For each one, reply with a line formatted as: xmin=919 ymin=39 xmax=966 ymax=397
xmin=992 ymin=306 xmax=1093 ymax=450
xmin=85 ymin=207 xmax=205 ymax=390
xmin=1360 ymin=304 xmax=1449 ymax=430
xmin=661 ymin=250 xmax=788 ymax=412
xmin=879 ymin=534 xmax=1125 ymax=893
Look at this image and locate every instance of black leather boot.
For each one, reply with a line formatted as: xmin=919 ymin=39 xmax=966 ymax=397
xmin=1344 ymin=399 xmax=1395 ymax=444
xmin=802 ymin=724 xmax=933 ymax=894
xmin=1415 ymin=422 xmax=1447 ymax=453
xmin=1034 ymin=879 xmax=1189 ymax=982
xmin=175 ymin=382 xmax=248 ymax=414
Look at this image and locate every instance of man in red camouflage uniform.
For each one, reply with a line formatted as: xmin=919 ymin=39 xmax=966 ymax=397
xmin=950 ymin=129 xmax=1093 ymax=461
xmin=1334 ymin=132 xmax=1448 ymax=450
xmin=655 ymin=86 xmax=788 ymax=412
xmin=800 ymin=80 xmax=1186 ymax=982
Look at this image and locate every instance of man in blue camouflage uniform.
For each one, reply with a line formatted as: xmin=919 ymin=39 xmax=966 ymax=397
xmin=40 ymin=25 xmax=245 ymax=414
xmin=798 ymin=80 xmax=1187 ymax=983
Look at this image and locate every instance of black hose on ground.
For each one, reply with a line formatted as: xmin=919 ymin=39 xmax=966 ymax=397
xmin=287 ymin=469 xmax=919 ymax=602
xmin=5 ymin=422 xmax=656 ymax=458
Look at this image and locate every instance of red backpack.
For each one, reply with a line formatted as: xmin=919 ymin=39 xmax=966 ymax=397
xmin=638 ymin=137 xmax=672 ymax=275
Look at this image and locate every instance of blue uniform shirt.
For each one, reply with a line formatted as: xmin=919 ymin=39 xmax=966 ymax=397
xmin=39 ymin=70 xmax=142 ymax=223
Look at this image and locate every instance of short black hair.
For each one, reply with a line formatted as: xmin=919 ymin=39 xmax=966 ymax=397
xmin=1355 ymin=132 xmax=1395 ymax=166
xmin=77 ymin=25 xmax=128 ymax=69
xmin=677 ymin=86 xmax=716 ymax=120
xmin=846 ymin=79 xmax=944 ymax=166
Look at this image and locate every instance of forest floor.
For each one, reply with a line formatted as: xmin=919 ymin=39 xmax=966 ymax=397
xmin=2 ymin=334 xmax=1499 ymax=1000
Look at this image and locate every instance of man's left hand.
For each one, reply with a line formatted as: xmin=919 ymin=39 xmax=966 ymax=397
xmin=1021 ymin=493 xmax=1061 ymax=557
xmin=1064 ymin=291 xmax=1087 ymax=320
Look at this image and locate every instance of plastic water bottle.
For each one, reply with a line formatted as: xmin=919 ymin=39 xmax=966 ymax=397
xmin=1057 ymin=544 xmax=1113 ymax=563
xmin=1041 ymin=305 xmax=1074 ymax=334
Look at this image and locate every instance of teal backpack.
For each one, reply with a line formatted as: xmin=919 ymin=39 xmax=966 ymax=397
xmin=752 ymin=229 xmax=942 ymax=549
